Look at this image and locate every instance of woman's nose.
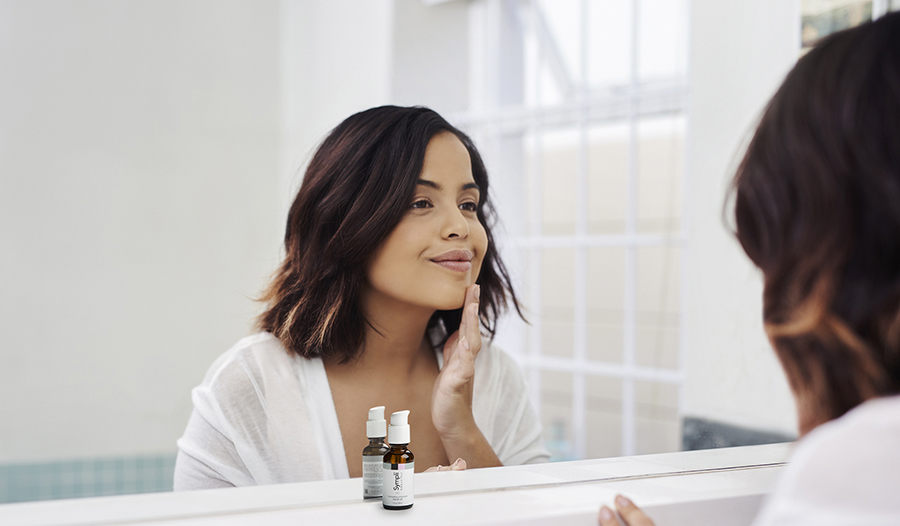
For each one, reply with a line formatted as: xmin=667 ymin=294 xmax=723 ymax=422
xmin=442 ymin=206 xmax=469 ymax=239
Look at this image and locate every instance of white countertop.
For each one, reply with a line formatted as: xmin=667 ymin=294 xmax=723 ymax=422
xmin=0 ymin=443 xmax=792 ymax=526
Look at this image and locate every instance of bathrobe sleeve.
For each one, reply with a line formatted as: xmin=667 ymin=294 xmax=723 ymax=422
xmin=174 ymin=333 xmax=331 ymax=490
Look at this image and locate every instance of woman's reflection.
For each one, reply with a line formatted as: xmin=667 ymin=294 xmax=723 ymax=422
xmin=173 ymin=106 xmax=549 ymax=490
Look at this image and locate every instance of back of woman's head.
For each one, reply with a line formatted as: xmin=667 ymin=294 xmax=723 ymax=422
xmin=258 ymin=105 xmax=520 ymax=362
xmin=733 ymin=12 xmax=900 ymax=430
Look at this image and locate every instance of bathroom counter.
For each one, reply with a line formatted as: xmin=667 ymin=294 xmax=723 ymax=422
xmin=0 ymin=443 xmax=791 ymax=526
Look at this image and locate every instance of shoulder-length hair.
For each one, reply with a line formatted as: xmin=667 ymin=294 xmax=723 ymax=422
xmin=731 ymin=13 xmax=900 ymax=431
xmin=257 ymin=105 xmax=523 ymax=363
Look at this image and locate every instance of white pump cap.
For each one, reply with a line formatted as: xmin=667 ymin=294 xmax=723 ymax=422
xmin=388 ymin=410 xmax=411 ymax=445
xmin=366 ymin=406 xmax=386 ymax=438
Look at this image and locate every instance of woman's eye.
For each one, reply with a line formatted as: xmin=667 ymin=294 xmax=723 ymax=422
xmin=460 ymin=202 xmax=477 ymax=212
xmin=411 ymin=199 xmax=432 ymax=209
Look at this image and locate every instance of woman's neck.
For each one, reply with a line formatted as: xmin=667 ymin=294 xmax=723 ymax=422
xmin=332 ymin=288 xmax=436 ymax=376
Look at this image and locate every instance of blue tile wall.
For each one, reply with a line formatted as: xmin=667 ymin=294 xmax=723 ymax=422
xmin=0 ymin=454 xmax=176 ymax=504
xmin=682 ymin=417 xmax=795 ymax=451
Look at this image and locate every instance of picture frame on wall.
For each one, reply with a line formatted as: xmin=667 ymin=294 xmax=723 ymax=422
xmin=802 ymin=0 xmax=872 ymax=48
xmin=802 ymin=0 xmax=900 ymax=49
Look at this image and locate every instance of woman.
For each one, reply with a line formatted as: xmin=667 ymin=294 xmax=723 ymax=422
xmin=600 ymin=12 xmax=900 ymax=526
xmin=174 ymin=106 xmax=548 ymax=489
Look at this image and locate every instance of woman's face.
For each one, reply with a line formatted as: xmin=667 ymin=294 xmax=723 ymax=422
xmin=366 ymin=132 xmax=488 ymax=312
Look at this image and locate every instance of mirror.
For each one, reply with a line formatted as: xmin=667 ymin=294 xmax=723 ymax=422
xmin=6 ymin=0 xmax=886 ymax=504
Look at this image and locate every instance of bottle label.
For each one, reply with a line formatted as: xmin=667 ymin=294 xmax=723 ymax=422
xmin=382 ymin=461 xmax=414 ymax=507
xmin=363 ymin=455 xmax=383 ymax=498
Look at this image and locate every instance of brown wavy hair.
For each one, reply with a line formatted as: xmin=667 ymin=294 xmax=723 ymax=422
xmin=257 ymin=106 xmax=523 ymax=363
xmin=732 ymin=13 xmax=900 ymax=432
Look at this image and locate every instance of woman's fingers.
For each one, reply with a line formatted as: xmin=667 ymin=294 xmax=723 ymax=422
xmin=442 ymin=284 xmax=479 ymax=366
xmin=423 ymin=458 xmax=467 ymax=473
xmin=441 ymin=457 xmax=466 ymax=471
xmin=431 ymin=287 xmax=481 ymax=438
xmin=598 ymin=506 xmax=618 ymax=526
xmin=466 ymin=288 xmax=482 ymax=353
xmin=443 ymin=330 xmax=460 ymax=363
xmin=442 ymin=285 xmax=481 ymax=383
xmin=457 ymin=286 xmax=481 ymax=370
xmin=465 ymin=283 xmax=478 ymax=309
xmin=457 ymin=284 xmax=475 ymax=338
xmin=443 ymin=303 xmax=478 ymax=385
xmin=459 ymin=305 xmax=478 ymax=367
xmin=598 ymin=495 xmax=656 ymax=526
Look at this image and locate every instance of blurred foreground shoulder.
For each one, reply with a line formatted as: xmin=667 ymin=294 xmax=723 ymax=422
xmin=752 ymin=395 xmax=900 ymax=526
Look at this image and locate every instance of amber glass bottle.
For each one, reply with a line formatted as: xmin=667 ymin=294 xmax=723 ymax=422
xmin=382 ymin=410 xmax=414 ymax=510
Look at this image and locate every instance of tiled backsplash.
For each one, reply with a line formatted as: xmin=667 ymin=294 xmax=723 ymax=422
xmin=0 ymin=454 xmax=176 ymax=503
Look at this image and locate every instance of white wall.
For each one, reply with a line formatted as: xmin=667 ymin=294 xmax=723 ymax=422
xmin=279 ymin=0 xmax=394 ymax=208
xmin=390 ymin=0 xmax=469 ymax=115
xmin=279 ymin=0 xmax=468 ymax=203
xmin=0 ymin=0 xmax=283 ymax=463
xmin=684 ymin=0 xmax=801 ymax=435
xmin=0 ymin=0 xmax=470 ymax=465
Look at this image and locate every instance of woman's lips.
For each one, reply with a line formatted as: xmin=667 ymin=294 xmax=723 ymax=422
xmin=432 ymin=260 xmax=472 ymax=272
xmin=430 ymin=250 xmax=473 ymax=273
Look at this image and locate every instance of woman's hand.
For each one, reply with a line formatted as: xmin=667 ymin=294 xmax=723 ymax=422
xmin=599 ymin=495 xmax=655 ymax=526
xmin=431 ymin=284 xmax=501 ymax=468
xmin=432 ymin=284 xmax=481 ymax=439
xmin=423 ymin=458 xmax=467 ymax=473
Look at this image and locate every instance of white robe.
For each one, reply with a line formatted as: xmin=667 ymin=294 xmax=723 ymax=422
xmin=752 ymin=394 xmax=900 ymax=526
xmin=174 ymin=332 xmax=549 ymax=490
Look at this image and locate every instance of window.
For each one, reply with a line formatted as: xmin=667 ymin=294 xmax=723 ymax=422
xmin=453 ymin=0 xmax=689 ymax=458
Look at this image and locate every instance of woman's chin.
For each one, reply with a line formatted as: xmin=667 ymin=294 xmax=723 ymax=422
xmin=429 ymin=293 xmax=468 ymax=312
xmin=434 ymin=300 xmax=466 ymax=312
xmin=425 ymin=284 xmax=472 ymax=311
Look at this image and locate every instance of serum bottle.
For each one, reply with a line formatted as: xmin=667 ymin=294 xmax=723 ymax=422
xmin=362 ymin=406 xmax=390 ymax=499
xmin=382 ymin=410 xmax=414 ymax=510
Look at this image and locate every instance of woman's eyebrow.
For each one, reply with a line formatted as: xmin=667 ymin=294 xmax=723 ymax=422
xmin=416 ymin=179 xmax=440 ymax=189
xmin=415 ymin=179 xmax=480 ymax=192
